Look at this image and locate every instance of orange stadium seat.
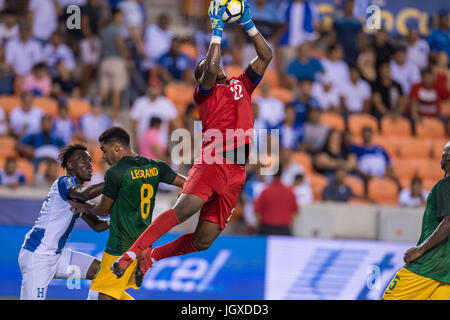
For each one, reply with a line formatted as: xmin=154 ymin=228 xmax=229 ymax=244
xmin=260 ymin=69 xmax=280 ymax=88
xmin=345 ymin=175 xmax=364 ymax=197
xmin=67 ymin=99 xmax=91 ymax=121
xmin=0 ymin=95 xmax=21 ymax=114
xmin=415 ymin=117 xmax=445 ymax=139
xmin=368 ymin=177 xmax=399 ymax=205
xmin=268 ymin=87 xmax=294 ymax=104
xmin=366 ymin=135 xmax=400 ymax=158
xmin=416 ymin=159 xmax=445 ymax=181
xmin=348 ymin=113 xmax=378 ymax=136
xmin=33 ymin=97 xmax=58 ymax=117
xmin=398 ymin=138 xmax=432 ymax=159
xmin=441 ymin=100 xmax=450 ymax=117
xmin=423 ymin=179 xmax=437 ymax=191
xmin=309 ymin=173 xmax=328 ymax=201
xmin=392 ymin=158 xmax=421 ymax=180
xmin=225 ymin=65 xmax=243 ymax=78
xmin=291 ymin=152 xmax=313 ymax=175
xmin=431 ymin=139 xmax=448 ymax=159
xmin=321 ymin=112 xmax=346 ymax=132
xmin=164 ymin=82 xmax=194 ymax=111
xmin=0 ymin=136 xmax=18 ymax=159
xmin=380 ymin=116 xmax=412 ymax=137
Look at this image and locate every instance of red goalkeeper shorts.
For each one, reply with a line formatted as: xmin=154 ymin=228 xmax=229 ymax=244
xmin=181 ymin=163 xmax=246 ymax=229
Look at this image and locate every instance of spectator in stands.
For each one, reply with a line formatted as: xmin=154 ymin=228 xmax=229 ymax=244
xmin=313 ymin=128 xmax=356 ymax=178
xmin=427 ymin=9 xmax=450 ymax=58
xmin=19 ymin=114 xmax=65 ymax=167
xmin=406 ymin=25 xmax=430 ymax=70
xmin=286 ymin=42 xmax=323 ymax=86
xmin=243 ymin=165 xmax=267 ymax=234
xmin=79 ymin=97 xmax=112 ymax=143
xmin=320 ymin=43 xmax=350 ymax=92
xmin=322 ymin=168 xmax=354 ymax=202
xmin=253 ymin=166 xmax=299 ymax=236
xmin=280 ymin=147 xmax=306 ymax=186
xmin=351 ymin=126 xmax=401 ymax=189
xmin=79 ymin=0 xmax=103 ymax=97
xmin=303 ymin=107 xmax=329 ymax=154
xmin=0 ymin=45 xmax=14 ymax=95
xmin=371 ymin=62 xmax=407 ymax=121
xmin=143 ymin=13 xmax=173 ymax=74
xmin=293 ymin=173 xmax=313 ymax=206
xmin=357 ymin=46 xmax=377 ymax=83
xmin=372 ymin=29 xmax=394 ymax=69
xmin=410 ymin=67 xmax=449 ymax=121
xmin=0 ymin=7 xmax=18 ymax=45
xmin=27 ymin=0 xmax=59 ymax=43
xmin=138 ymin=117 xmax=170 ymax=163
xmin=157 ymin=38 xmax=193 ymax=83
xmin=5 ymin=24 xmax=43 ymax=77
xmin=52 ymin=103 xmax=75 ymax=145
xmin=99 ymin=8 xmax=131 ymax=121
xmin=312 ymin=72 xmax=340 ymax=112
xmin=277 ymin=0 xmax=320 ymax=71
xmin=254 ymin=82 xmax=285 ymax=129
xmin=33 ymin=158 xmax=58 ymax=188
xmin=390 ymin=46 xmax=421 ymax=95
xmin=43 ymin=31 xmax=76 ymax=78
xmin=277 ymin=103 xmax=303 ymax=150
xmin=9 ymin=91 xmax=43 ymax=137
xmin=0 ymin=157 xmax=26 ymax=188
xmin=51 ymin=60 xmax=80 ymax=99
xmin=130 ymin=77 xmax=177 ymax=149
xmin=332 ymin=0 xmax=362 ymax=65
xmin=118 ymin=0 xmax=145 ymax=58
xmin=340 ymin=64 xmax=371 ymax=115
xmin=194 ymin=18 xmax=231 ymax=66
xmin=398 ymin=176 xmax=429 ymax=208
xmin=431 ymin=51 xmax=450 ymax=93
xmin=0 ymin=105 xmax=6 ymax=134
xmin=21 ymin=62 xmax=52 ymax=97
xmin=292 ymin=78 xmax=320 ymax=126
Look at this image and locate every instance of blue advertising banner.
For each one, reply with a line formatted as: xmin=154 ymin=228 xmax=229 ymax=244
xmin=0 ymin=225 xmax=266 ymax=300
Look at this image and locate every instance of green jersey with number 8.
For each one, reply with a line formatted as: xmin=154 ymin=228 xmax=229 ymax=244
xmin=102 ymin=155 xmax=177 ymax=255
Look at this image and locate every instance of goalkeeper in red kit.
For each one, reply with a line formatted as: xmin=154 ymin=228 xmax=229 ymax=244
xmin=111 ymin=0 xmax=272 ymax=286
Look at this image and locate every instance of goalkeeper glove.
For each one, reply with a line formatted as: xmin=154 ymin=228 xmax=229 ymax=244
xmin=209 ymin=0 xmax=226 ymax=43
xmin=236 ymin=0 xmax=258 ymax=36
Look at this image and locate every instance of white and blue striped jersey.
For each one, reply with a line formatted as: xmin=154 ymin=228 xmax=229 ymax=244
xmin=22 ymin=175 xmax=81 ymax=255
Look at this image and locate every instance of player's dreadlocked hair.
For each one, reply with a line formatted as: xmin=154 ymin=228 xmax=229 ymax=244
xmin=58 ymin=144 xmax=88 ymax=170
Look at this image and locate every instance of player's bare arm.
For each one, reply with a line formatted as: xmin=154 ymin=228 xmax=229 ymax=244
xmin=68 ymin=182 xmax=104 ymax=203
xmin=238 ymin=0 xmax=272 ymax=76
xmin=199 ymin=0 xmax=226 ymax=91
xmin=80 ymin=212 xmax=110 ymax=233
xmin=68 ymin=195 xmax=114 ymax=218
xmin=171 ymin=173 xmax=187 ymax=188
xmin=404 ymin=215 xmax=450 ymax=266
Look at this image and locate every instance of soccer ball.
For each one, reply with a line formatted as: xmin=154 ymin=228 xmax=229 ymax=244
xmin=220 ymin=0 xmax=244 ymax=23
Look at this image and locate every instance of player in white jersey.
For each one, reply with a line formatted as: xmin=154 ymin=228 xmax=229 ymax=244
xmin=18 ymin=144 xmax=109 ymax=300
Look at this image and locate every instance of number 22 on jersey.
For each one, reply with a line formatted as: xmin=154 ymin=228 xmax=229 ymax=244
xmin=140 ymin=183 xmax=154 ymax=220
xmin=230 ymin=83 xmax=243 ymax=101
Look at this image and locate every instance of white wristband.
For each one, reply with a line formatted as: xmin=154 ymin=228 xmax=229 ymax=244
xmin=247 ymin=26 xmax=259 ymax=37
xmin=211 ymin=35 xmax=222 ymax=44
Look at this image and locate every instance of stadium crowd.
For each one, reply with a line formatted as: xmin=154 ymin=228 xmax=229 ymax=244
xmin=0 ymin=0 xmax=449 ymax=235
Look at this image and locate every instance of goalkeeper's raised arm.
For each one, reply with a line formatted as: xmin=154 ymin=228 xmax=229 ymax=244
xmin=237 ymin=0 xmax=273 ymax=76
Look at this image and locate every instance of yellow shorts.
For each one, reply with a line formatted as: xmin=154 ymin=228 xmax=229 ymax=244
xmin=90 ymin=252 xmax=139 ymax=300
xmin=383 ymin=267 xmax=450 ymax=300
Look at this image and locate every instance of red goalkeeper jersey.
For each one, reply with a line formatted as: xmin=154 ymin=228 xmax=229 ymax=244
xmin=193 ymin=68 xmax=260 ymax=163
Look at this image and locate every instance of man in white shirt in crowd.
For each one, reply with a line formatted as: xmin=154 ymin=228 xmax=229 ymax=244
xmin=9 ymin=91 xmax=43 ymax=137
xmin=0 ymin=7 xmax=19 ymax=45
xmin=43 ymin=31 xmax=76 ymax=77
xmin=320 ymin=43 xmax=351 ymax=93
xmin=312 ymin=72 xmax=340 ymax=112
xmin=130 ymin=77 xmax=177 ymax=151
xmin=5 ymin=24 xmax=43 ymax=77
xmin=292 ymin=173 xmax=313 ymax=206
xmin=339 ymin=64 xmax=371 ymax=114
xmin=143 ymin=14 xmax=173 ymax=73
xmin=390 ymin=45 xmax=421 ymax=95
xmin=399 ymin=176 xmax=429 ymax=208
xmin=253 ymin=82 xmax=285 ymax=128
xmin=28 ymin=0 xmax=59 ymax=43
xmin=406 ymin=25 xmax=430 ymax=70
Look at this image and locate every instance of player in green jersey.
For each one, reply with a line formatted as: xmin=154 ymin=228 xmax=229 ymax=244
xmin=69 ymin=127 xmax=186 ymax=300
xmin=383 ymin=141 xmax=450 ymax=300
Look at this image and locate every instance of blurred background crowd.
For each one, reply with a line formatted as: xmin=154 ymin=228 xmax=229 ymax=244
xmin=0 ymin=0 xmax=448 ymax=235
